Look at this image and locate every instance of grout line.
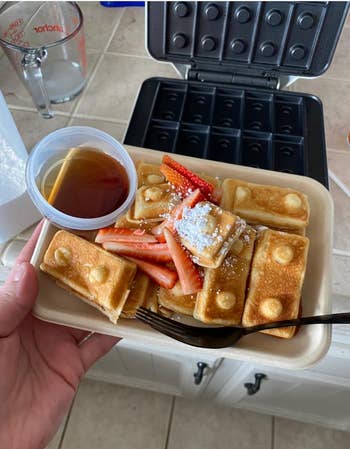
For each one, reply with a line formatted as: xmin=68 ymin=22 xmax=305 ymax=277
xmin=6 ymin=104 xmax=37 ymax=113
xmin=271 ymin=416 xmax=275 ymax=449
xmin=102 ymin=7 xmax=126 ymax=54
xmin=105 ymin=50 xmax=150 ymax=60
xmin=329 ymin=170 xmax=350 ymax=198
xmin=164 ymin=396 xmax=176 ymax=449
xmin=333 ymin=248 xmax=350 ymax=257
xmin=57 ymin=392 xmax=79 ymax=449
xmin=68 ymin=8 xmax=127 ymax=124
xmin=7 ymin=104 xmax=71 ymax=118
xmin=327 ymin=148 xmax=350 ymax=155
xmin=69 ymin=113 xmax=128 ymax=124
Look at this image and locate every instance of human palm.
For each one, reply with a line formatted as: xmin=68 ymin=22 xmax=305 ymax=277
xmin=0 ymin=224 xmax=119 ymax=449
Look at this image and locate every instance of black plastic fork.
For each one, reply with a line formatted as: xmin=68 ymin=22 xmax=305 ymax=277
xmin=135 ymin=307 xmax=350 ymax=348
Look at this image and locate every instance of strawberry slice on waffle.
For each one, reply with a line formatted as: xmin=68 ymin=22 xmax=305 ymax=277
xmin=163 ymin=154 xmax=217 ymax=201
xmin=102 ymin=241 xmax=172 ymax=263
xmin=95 ymin=228 xmax=158 ymax=244
xmin=125 ymin=256 xmax=178 ymax=289
xmin=160 ymin=163 xmax=198 ymax=198
xmin=151 ymin=189 xmax=204 ymax=241
xmin=163 ymin=228 xmax=203 ymax=295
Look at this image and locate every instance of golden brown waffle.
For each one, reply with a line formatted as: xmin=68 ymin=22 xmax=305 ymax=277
xmin=194 ymin=227 xmax=256 ymax=325
xmin=127 ymin=183 xmax=179 ymax=223
xmin=221 ymin=178 xmax=309 ymax=231
xmin=175 ymin=201 xmax=246 ymax=268
xmin=40 ymin=230 xmax=137 ymax=324
xmin=121 ymin=271 xmax=150 ymax=318
xmin=242 ymin=229 xmax=309 ymax=338
xmin=136 ymin=161 xmax=165 ymax=187
xmin=158 ymin=281 xmax=197 ymax=316
xmin=143 ymin=281 xmax=159 ymax=313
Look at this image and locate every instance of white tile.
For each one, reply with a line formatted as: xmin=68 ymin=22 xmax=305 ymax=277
xmin=291 ymin=78 xmax=350 ymax=151
xmin=10 ymin=110 xmax=68 ymax=153
xmin=274 ymin=417 xmax=350 ymax=449
xmin=328 ymin=150 xmax=350 ymax=191
xmin=1 ymin=239 xmax=27 ymax=268
xmin=76 ymin=54 xmax=178 ymax=121
xmin=60 ymin=380 xmax=172 ymax=449
xmin=168 ymin=397 xmax=272 ymax=449
xmin=332 ymin=254 xmax=350 ymax=297
xmin=324 ymin=27 xmax=350 ymax=81
xmin=70 ymin=117 xmax=127 ymax=142
xmin=108 ymin=8 xmax=148 ymax=57
xmin=79 ymin=2 xmax=124 ymax=51
xmin=330 ymin=180 xmax=350 ymax=252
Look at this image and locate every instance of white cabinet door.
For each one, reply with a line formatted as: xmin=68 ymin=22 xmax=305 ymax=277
xmin=86 ymin=340 xmax=221 ymax=397
xmin=216 ymin=364 xmax=350 ymax=430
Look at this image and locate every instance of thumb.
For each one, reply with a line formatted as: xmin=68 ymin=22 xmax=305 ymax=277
xmin=0 ymin=262 xmax=38 ymax=337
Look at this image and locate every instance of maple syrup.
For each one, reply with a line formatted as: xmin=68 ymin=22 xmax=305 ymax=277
xmin=41 ymin=147 xmax=129 ymax=218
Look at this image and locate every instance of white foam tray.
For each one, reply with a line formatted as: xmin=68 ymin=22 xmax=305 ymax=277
xmin=31 ymin=145 xmax=334 ymax=369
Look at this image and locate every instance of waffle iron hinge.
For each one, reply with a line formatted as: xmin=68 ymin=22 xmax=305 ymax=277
xmin=187 ymin=69 xmax=279 ymax=89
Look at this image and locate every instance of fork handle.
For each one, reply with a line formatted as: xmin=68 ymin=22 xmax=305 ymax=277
xmin=244 ymin=312 xmax=350 ymax=334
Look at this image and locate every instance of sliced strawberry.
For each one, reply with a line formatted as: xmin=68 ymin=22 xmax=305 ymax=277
xmin=163 ymin=228 xmax=203 ymax=295
xmin=95 ymin=227 xmax=158 ymax=244
xmin=160 ymin=164 xmax=197 ymax=198
xmin=151 ymin=189 xmax=204 ymax=239
xmin=125 ymin=256 xmax=178 ymax=289
xmin=102 ymin=241 xmax=172 ymax=263
xmin=163 ymin=155 xmax=215 ymax=198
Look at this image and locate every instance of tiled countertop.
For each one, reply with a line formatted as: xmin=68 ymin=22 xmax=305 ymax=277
xmin=1 ymin=3 xmax=350 ymax=305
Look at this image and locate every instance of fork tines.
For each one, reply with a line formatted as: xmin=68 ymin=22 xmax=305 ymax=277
xmin=135 ymin=307 xmax=196 ymax=337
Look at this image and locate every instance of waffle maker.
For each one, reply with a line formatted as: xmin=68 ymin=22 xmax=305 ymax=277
xmin=124 ymin=1 xmax=349 ymax=188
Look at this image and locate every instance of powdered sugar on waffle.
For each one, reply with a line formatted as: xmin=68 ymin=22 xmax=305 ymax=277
xmin=174 ymin=202 xmax=220 ymax=251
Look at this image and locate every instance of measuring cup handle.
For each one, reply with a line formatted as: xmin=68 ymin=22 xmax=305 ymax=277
xmin=22 ymin=51 xmax=53 ymax=119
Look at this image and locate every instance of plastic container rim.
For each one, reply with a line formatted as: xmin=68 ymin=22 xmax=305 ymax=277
xmin=25 ymin=126 xmax=137 ymax=230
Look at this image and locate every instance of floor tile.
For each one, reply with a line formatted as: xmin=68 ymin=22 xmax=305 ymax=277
xmin=345 ymin=11 xmax=350 ymax=27
xmin=274 ymin=417 xmax=350 ymax=449
xmin=70 ymin=117 xmax=127 ymax=142
xmin=291 ymin=77 xmax=350 ymax=151
xmin=10 ymin=110 xmax=68 ymax=153
xmin=330 ymin=180 xmax=350 ymax=251
xmin=80 ymin=2 xmax=124 ymax=51
xmin=167 ymin=397 xmax=272 ymax=449
xmin=324 ymin=27 xmax=350 ymax=81
xmin=60 ymin=380 xmax=172 ymax=449
xmin=0 ymin=50 xmax=99 ymax=113
xmin=332 ymin=254 xmax=350 ymax=297
xmin=108 ymin=7 xmax=148 ymax=57
xmin=328 ymin=150 xmax=350 ymax=190
xmin=77 ymin=54 xmax=178 ymax=121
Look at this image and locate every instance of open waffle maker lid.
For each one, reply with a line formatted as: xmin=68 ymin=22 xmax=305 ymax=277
xmin=147 ymin=1 xmax=349 ymax=82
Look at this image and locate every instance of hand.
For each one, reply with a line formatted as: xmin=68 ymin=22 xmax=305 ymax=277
xmin=0 ymin=223 xmax=120 ymax=449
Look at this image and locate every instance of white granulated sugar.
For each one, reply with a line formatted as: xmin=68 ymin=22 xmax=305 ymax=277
xmin=0 ymin=132 xmax=26 ymax=204
xmin=175 ymin=202 xmax=218 ymax=251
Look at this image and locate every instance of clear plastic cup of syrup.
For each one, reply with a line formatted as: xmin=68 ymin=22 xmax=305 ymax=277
xmin=26 ymin=126 xmax=137 ymax=230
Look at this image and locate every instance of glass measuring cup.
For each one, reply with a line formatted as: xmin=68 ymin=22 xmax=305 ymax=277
xmin=0 ymin=1 xmax=87 ymax=118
